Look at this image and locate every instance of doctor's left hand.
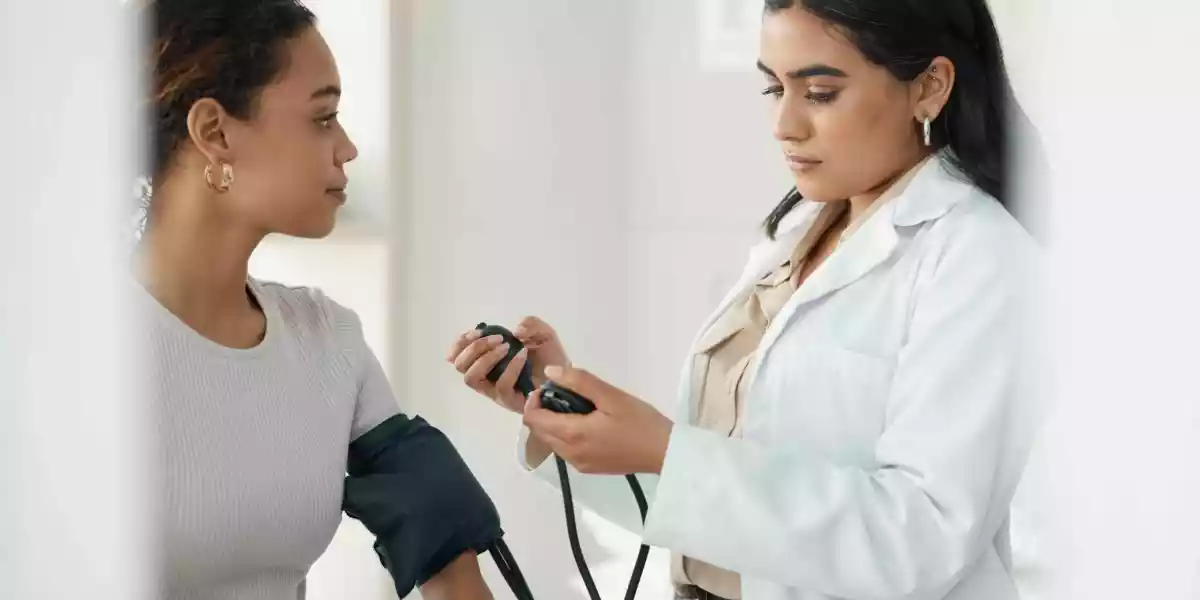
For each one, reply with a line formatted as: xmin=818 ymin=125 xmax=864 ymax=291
xmin=523 ymin=365 xmax=674 ymax=475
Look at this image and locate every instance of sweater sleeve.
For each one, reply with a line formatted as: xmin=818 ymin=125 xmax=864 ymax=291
xmin=320 ymin=294 xmax=402 ymax=441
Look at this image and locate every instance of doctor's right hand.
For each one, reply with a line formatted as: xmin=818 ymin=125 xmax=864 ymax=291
xmin=446 ymin=316 xmax=570 ymax=414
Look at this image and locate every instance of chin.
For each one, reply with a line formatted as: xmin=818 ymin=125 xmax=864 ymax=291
xmin=281 ymin=217 xmax=337 ymax=239
xmin=792 ymin=182 xmax=845 ymax=203
xmin=305 ymin=222 xmax=338 ymax=239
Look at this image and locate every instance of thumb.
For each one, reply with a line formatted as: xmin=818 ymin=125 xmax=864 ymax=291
xmin=514 ymin=316 xmax=551 ymax=340
xmin=524 ymin=388 xmax=541 ymax=414
xmin=544 ymin=365 xmax=620 ymax=411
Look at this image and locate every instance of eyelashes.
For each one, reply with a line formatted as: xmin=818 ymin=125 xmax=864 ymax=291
xmin=805 ymin=90 xmax=839 ymax=104
xmin=316 ymin=112 xmax=340 ymax=129
xmin=761 ymin=84 xmax=784 ymax=98
xmin=760 ymin=84 xmax=840 ymax=105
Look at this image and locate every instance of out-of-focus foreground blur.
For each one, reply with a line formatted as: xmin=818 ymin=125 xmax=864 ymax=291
xmin=3 ymin=1 xmax=1197 ymax=599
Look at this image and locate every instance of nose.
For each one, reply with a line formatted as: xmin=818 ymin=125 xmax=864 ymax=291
xmin=336 ymin=128 xmax=359 ymax=166
xmin=773 ymin=96 xmax=813 ymax=144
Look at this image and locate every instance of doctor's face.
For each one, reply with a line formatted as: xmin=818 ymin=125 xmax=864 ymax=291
xmin=758 ymin=7 xmax=929 ymax=202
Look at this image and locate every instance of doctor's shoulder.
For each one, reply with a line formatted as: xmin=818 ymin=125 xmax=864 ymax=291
xmin=895 ymin=185 xmax=1048 ymax=355
xmin=913 ymin=187 xmax=1042 ymax=287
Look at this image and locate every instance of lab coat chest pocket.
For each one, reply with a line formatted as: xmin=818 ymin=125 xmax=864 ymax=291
xmin=759 ymin=340 xmax=896 ymax=459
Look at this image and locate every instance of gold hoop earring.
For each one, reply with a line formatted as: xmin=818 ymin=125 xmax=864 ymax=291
xmin=204 ymin=162 xmax=234 ymax=193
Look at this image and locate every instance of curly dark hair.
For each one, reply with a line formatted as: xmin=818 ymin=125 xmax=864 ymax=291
xmin=144 ymin=0 xmax=316 ymax=180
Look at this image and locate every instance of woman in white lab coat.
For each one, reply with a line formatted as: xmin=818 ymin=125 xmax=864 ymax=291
xmin=449 ymin=1 xmax=1045 ymax=599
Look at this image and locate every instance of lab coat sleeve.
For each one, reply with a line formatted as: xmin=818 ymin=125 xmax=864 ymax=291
xmin=641 ymin=218 xmax=1047 ymax=599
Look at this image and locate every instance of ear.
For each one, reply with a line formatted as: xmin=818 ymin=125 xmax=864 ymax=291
xmin=913 ymin=56 xmax=955 ymax=123
xmin=185 ymin=98 xmax=234 ymax=165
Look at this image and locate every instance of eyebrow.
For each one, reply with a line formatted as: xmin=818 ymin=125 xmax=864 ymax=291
xmin=311 ymin=85 xmax=342 ymax=100
xmin=756 ymin=60 xmax=848 ymax=79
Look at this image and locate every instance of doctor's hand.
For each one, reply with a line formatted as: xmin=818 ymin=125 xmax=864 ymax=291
xmin=447 ymin=316 xmax=570 ymax=414
xmin=523 ymin=365 xmax=674 ymax=475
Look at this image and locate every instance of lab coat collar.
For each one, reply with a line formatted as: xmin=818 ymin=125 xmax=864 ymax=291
xmin=772 ymin=153 xmax=972 ymax=240
xmin=891 ymin=154 xmax=976 ymax=227
xmin=758 ymin=155 xmax=966 ymax=278
xmin=689 ymin=155 xmax=972 ymax=356
xmin=753 ymin=155 xmax=975 ymax=360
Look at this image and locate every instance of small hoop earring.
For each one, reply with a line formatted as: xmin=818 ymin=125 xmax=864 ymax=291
xmin=204 ymin=162 xmax=234 ymax=193
xmin=922 ymin=117 xmax=933 ymax=147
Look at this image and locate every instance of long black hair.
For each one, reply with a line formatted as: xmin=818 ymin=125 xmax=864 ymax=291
xmin=762 ymin=0 xmax=1027 ymax=238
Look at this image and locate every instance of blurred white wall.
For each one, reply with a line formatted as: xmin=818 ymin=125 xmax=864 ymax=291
xmin=395 ymin=2 xmax=653 ymax=598
xmin=1038 ymin=1 xmax=1200 ymax=598
xmin=2 ymin=2 xmax=148 ymax=600
xmin=624 ymin=0 xmax=794 ymax=412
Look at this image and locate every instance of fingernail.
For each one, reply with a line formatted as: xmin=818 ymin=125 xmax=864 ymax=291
xmin=465 ymin=330 xmax=481 ymax=340
xmin=544 ymin=365 xmax=563 ymax=379
xmin=498 ymin=343 xmax=510 ymax=352
xmin=488 ymin=335 xmax=504 ymax=344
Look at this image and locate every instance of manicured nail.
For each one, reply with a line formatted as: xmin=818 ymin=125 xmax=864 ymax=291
xmin=544 ymin=365 xmax=563 ymax=379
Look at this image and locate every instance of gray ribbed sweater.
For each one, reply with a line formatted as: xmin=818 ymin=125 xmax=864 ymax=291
xmin=139 ymin=278 xmax=400 ymax=599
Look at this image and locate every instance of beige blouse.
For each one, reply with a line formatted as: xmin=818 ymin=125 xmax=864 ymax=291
xmin=671 ymin=201 xmax=846 ymax=598
xmin=672 ymin=160 xmax=926 ymax=598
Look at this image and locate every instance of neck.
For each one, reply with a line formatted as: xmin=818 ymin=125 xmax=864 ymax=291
xmin=135 ymin=180 xmax=265 ymax=322
xmin=847 ymin=150 xmax=932 ymax=221
xmin=846 ymin=196 xmax=877 ymax=224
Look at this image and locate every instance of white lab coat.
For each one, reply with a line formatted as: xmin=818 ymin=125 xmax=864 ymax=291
xmin=519 ymin=157 xmax=1048 ymax=600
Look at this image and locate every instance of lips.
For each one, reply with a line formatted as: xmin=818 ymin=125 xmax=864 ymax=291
xmin=784 ymin=153 xmax=822 ymax=171
xmin=326 ymin=188 xmax=347 ymax=203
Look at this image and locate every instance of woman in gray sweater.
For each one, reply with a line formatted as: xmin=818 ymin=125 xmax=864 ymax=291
xmin=134 ymin=1 xmax=496 ymax=598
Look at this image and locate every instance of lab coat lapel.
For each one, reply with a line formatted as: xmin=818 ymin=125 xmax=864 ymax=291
xmin=783 ymin=207 xmax=900 ymax=312
xmin=675 ymin=201 xmax=824 ymax=425
xmin=743 ymin=210 xmax=899 ymax=384
xmin=686 ymin=201 xmax=824 ymax=354
xmin=752 ymin=157 xmax=970 ymax=365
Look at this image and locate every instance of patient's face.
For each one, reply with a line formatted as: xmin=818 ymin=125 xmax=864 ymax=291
xmin=206 ymin=27 xmax=359 ymax=239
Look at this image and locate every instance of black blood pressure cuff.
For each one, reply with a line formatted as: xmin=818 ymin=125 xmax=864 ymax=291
xmin=342 ymin=414 xmax=503 ymax=598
